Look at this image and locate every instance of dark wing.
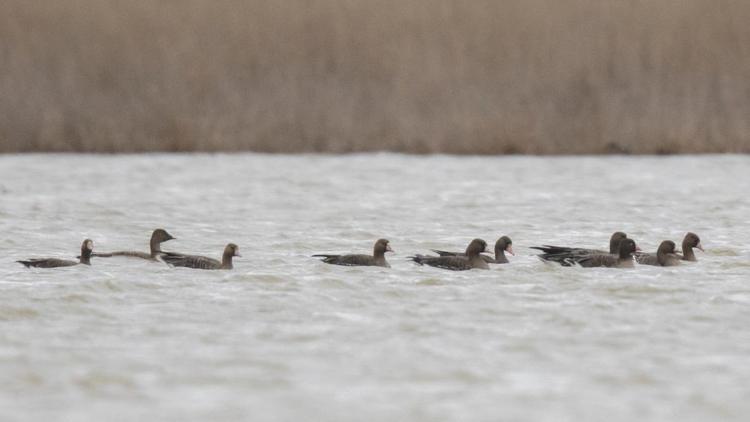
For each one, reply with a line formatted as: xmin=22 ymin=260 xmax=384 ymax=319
xmin=314 ymin=254 xmax=378 ymax=266
xmin=533 ymin=244 xmax=611 ymax=267
xmin=530 ymin=245 xmax=574 ymax=254
xmin=410 ymin=255 xmax=473 ymax=271
xmin=431 ymin=249 xmax=463 ymax=257
xmin=635 ymin=252 xmax=658 ymax=266
xmin=17 ymin=258 xmax=78 ymax=268
xmin=161 ymin=253 xmax=221 ymax=269
xmin=536 ymin=253 xmax=581 ymax=266
xmin=530 ymin=245 xmax=605 ymax=256
xmin=312 ymin=254 xmax=340 ymax=264
xmin=431 ymin=250 xmax=495 ymax=263
xmin=90 ymin=251 xmax=152 ymax=260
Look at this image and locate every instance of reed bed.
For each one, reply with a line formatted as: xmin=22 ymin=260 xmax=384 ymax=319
xmin=1 ymin=0 xmax=749 ymax=154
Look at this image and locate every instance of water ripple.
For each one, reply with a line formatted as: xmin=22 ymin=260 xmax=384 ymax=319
xmin=0 ymin=154 xmax=749 ymax=421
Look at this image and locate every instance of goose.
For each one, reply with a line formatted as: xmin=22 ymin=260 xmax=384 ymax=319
xmin=636 ymin=240 xmax=681 ymax=266
xmin=530 ymin=231 xmax=628 ymax=258
xmin=161 ymin=243 xmax=241 ymax=270
xmin=679 ymin=232 xmax=703 ymax=262
xmin=313 ymin=239 xmax=392 ymax=267
xmin=410 ymin=239 xmax=491 ymax=270
xmin=539 ymin=238 xmax=638 ymax=268
xmin=91 ymin=228 xmax=175 ymax=261
xmin=18 ymin=239 xmax=94 ymax=268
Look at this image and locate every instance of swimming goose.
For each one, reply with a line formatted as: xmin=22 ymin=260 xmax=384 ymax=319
xmin=92 ymin=228 xmax=175 ymax=260
xmin=17 ymin=239 xmax=94 ymax=268
xmin=636 ymin=240 xmax=681 ymax=266
xmin=432 ymin=235 xmax=514 ymax=264
xmin=530 ymin=231 xmax=628 ymax=258
xmin=679 ymin=232 xmax=703 ymax=262
xmin=410 ymin=239 xmax=491 ymax=270
xmin=161 ymin=243 xmax=240 ymax=270
xmin=540 ymin=238 xmax=638 ymax=268
xmin=313 ymin=239 xmax=392 ymax=267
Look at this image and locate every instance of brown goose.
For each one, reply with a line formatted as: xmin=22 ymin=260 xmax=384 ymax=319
xmin=313 ymin=239 xmax=392 ymax=267
xmin=636 ymin=240 xmax=681 ymax=266
xmin=432 ymin=235 xmax=514 ymax=264
xmin=569 ymin=238 xmax=638 ymax=268
xmin=161 ymin=243 xmax=240 ymax=270
xmin=410 ymin=239 xmax=491 ymax=270
xmin=18 ymin=239 xmax=94 ymax=268
xmin=679 ymin=232 xmax=703 ymax=262
xmin=531 ymin=231 xmax=628 ymax=259
xmin=91 ymin=229 xmax=175 ymax=260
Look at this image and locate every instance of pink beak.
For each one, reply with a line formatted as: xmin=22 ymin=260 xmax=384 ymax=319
xmin=696 ymin=242 xmax=704 ymax=252
xmin=386 ymin=244 xmax=394 ymax=253
xmin=635 ymin=245 xmax=642 ymax=252
xmin=506 ymin=245 xmax=515 ymax=256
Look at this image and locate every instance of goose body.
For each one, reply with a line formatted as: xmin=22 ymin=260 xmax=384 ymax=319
xmin=162 ymin=243 xmax=240 ymax=270
xmin=313 ymin=239 xmax=392 ymax=267
xmin=92 ymin=229 xmax=175 ymax=261
xmin=18 ymin=239 xmax=94 ymax=268
xmin=411 ymin=239 xmax=491 ymax=271
xmin=540 ymin=238 xmax=638 ymax=268
xmin=636 ymin=240 xmax=681 ymax=266
xmin=531 ymin=232 xmax=629 ymax=266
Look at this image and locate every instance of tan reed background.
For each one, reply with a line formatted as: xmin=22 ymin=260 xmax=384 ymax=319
xmin=1 ymin=0 xmax=749 ymax=154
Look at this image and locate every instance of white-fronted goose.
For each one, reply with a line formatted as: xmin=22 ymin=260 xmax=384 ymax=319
xmin=531 ymin=231 xmax=628 ymax=259
xmin=432 ymin=235 xmax=514 ymax=264
xmin=17 ymin=239 xmax=94 ymax=268
xmin=679 ymin=232 xmax=703 ymax=262
xmin=636 ymin=240 xmax=681 ymax=266
xmin=161 ymin=243 xmax=240 ymax=270
xmin=91 ymin=228 xmax=175 ymax=260
xmin=410 ymin=239 xmax=491 ymax=270
xmin=313 ymin=239 xmax=392 ymax=267
xmin=542 ymin=238 xmax=638 ymax=268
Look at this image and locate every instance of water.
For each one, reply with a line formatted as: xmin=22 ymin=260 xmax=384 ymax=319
xmin=1 ymin=153 xmax=748 ymax=422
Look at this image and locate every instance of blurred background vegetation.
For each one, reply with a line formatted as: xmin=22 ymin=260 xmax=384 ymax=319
xmin=1 ymin=0 xmax=748 ymax=154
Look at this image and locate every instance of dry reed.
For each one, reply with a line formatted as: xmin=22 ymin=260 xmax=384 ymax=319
xmin=1 ymin=0 xmax=749 ymax=154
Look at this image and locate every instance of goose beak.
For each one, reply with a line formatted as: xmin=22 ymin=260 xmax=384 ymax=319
xmin=675 ymin=249 xmax=683 ymax=254
xmin=506 ymin=245 xmax=515 ymax=256
xmin=386 ymin=244 xmax=394 ymax=253
xmin=696 ymin=242 xmax=704 ymax=252
xmin=635 ymin=245 xmax=642 ymax=252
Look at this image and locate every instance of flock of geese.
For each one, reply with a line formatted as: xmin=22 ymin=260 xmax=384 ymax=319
xmin=16 ymin=229 xmax=703 ymax=271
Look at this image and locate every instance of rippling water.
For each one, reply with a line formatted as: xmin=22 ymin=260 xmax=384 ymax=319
xmin=1 ymin=153 xmax=749 ymax=421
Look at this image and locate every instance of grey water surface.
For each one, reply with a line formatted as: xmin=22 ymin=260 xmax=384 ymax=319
xmin=1 ymin=153 xmax=749 ymax=422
